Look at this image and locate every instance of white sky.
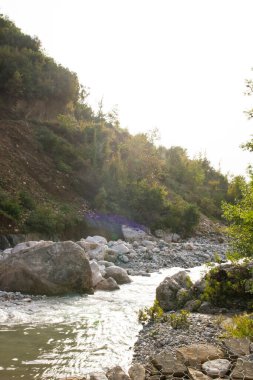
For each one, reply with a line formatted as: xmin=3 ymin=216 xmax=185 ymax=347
xmin=0 ymin=0 xmax=253 ymax=176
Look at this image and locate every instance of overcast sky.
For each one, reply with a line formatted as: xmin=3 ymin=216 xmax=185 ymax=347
xmin=1 ymin=0 xmax=253 ymax=176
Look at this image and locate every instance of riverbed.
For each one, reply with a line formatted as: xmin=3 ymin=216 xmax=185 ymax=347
xmin=0 ymin=265 xmax=207 ymax=380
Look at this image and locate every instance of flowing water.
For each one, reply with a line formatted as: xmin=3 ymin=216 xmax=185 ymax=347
xmin=0 ymin=266 xmax=207 ymax=379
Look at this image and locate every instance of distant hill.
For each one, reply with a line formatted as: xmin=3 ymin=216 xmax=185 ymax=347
xmin=0 ymin=14 xmax=233 ymax=239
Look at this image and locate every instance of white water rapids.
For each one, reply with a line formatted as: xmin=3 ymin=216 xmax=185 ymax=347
xmin=0 ymin=265 xmax=207 ymax=379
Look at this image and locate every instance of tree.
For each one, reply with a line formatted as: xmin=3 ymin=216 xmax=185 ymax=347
xmin=222 ymin=72 xmax=253 ymax=259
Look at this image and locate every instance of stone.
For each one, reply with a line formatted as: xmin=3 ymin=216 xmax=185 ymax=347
xmin=188 ymin=367 xmax=212 ymax=380
xmin=202 ymin=359 xmax=231 ymax=377
xmin=107 ymin=366 xmax=130 ymax=380
xmin=151 ymin=351 xmax=187 ymax=376
xmin=105 ymin=249 xmax=119 ymax=263
xmin=156 ymin=270 xmax=191 ymax=311
xmin=184 ymin=300 xmax=201 ymax=312
xmin=90 ymin=372 xmax=108 ymax=380
xmin=119 ymin=254 xmax=129 ymax=263
xmin=176 ymin=344 xmax=225 ymax=368
xmin=222 ymin=338 xmax=251 ymax=358
xmin=95 ymin=277 xmax=120 ymax=291
xmin=0 ymin=241 xmax=93 ymax=295
xmin=231 ymin=358 xmax=253 ymax=379
xmin=121 ymin=225 xmax=148 ymax=241
xmin=12 ymin=241 xmax=40 ymax=254
xmin=87 ymin=246 xmax=106 ymax=261
xmin=86 ymin=235 xmax=107 ymax=245
xmin=128 ymin=363 xmax=145 ymax=380
xmin=97 ymin=260 xmax=115 ymax=267
xmin=142 ymin=240 xmax=156 ymax=249
xmin=76 ymin=239 xmax=99 ymax=251
xmin=111 ymin=243 xmax=130 ymax=255
xmin=90 ymin=260 xmax=103 ymax=287
xmin=104 ymin=266 xmax=131 ymax=284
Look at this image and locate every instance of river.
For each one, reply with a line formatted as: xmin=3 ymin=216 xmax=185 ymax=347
xmin=0 ymin=265 xmax=207 ymax=379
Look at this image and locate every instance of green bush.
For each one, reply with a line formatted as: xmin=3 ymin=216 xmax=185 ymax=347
xmin=0 ymin=190 xmax=21 ymax=219
xmin=224 ymin=313 xmax=253 ymax=340
xmin=139 ymin=299 xmax=166 ymax=323
xmin=169 ymin=310 xmax=190 ymax=329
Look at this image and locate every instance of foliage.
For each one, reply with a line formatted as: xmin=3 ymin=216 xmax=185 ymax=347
xmin=138 ymin=299 xmax=166 ymax=323
xmin=224 ymin=313 xmax=253 ymax=340
xmin=169 ymin=310 xmax=190 ymax=329
xmin=0 ymin=189 xmax=21 ymax=219
xmin=0 ymin=15 xmax=235 ymax=237
xmin=201 ymin=264 xmax=253 ymax=311
xmin=0 ymin=14 xmax=80 ymax=115
xmin=222 ymin=180 xmax=253 ymax=259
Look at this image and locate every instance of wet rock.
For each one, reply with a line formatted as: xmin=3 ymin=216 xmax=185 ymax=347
xmin=176 ymin=344 xmax=225 ymax=368
xmin=104 ymin=266 xmax=131 ymax=284
xmin=107 ymin=366 xmax=130 ymax=380
xmin=90 ymin=372 xmax=108 ymax=380
xmin=231 ymin=357 xmax=253 ymax=379
xmin=95 ymin=277 xmax=120 ymax=291
xmin=188 ymin=367 xmax=212 ymax=380
xmin=90 ymin=260 xmax=103 ymax=287
xmin=202 ymin=359 xmax=231 ymax=377
xmin=0 ymin=241 xmax=93 ymax=295
xmin=222 ymin=338 xmax=251 ymax=358
xmin=151 ymin=351 xmax=187 ymax=376
xmin=128 ymin=363 xmax=145 ymax=380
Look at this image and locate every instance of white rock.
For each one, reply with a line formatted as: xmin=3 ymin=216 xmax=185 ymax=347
xmin=12 ymin=241 xmax=39 ymax=254
xmin=86 ymin=235 xmax=107 ymax=245
xmin=142 ymin=240 xmax=156 ymax=249
xmin=119 ymin=254 xmax=129 ymax=263
xmin=87 ymin=246 xmax=106 ymax=261
xmin=90 ymin=260 xmax=103 ymax=287
xmin=202 ymin=359 xmax=231 ymax=377
xmin=111 ymin=243 xmax=130 ymax=255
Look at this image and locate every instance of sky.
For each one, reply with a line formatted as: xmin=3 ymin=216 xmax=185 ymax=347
xmin=0 ymin=0 xmax=253 ymax=177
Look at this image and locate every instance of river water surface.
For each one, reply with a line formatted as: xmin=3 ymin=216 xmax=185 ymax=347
xmin=0 ymin=266 xmax=206 ymax=379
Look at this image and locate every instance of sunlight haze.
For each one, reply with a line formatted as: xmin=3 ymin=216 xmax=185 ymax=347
xmin=0 ymin=0 xmax=252 ymax=176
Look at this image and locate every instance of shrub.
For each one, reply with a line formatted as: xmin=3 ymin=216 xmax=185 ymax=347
xmin=224 ymin=313 xmax=253 ymax=340
xmin=138 ymin=299 xmax=166 ymax=323
xmin=169 ymin=310 xmax=190 ymax=329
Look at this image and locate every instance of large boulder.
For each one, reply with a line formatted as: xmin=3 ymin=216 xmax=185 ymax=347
xmin=156 ymin=270 xmax=191 ymax=311
xmin=176 ymin=344 xmax=225 ymax=368
xmin=104 ymin=266 xmax=131 ymax=284
xmin=0 ymin=241 xmax=93 ymax=295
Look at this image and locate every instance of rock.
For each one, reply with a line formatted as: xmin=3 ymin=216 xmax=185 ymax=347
xmin=87 ymin=246 xmax=106 ymax=261
xmin=231 ymin=358 xmax=253 ymax=379
xmin=97 ymin=260 xmax=115 ymax=268
xmin=90 ymin=260 xmax=103 ymax=287
xmin=95 ymin=277 xmax=120 ymax=291
xmin=222 ymin=338 xmax=251 ymax=358
xmin=198 ymin=302 xmax=214 ymax=314
xmin=151 ymin=351 xmax=187 ymax=376
xmin=111 ymin=243 xmax=130 ymax=255
xmin=107 ymin=366 xmax=130 ymax=380
xmin=156 ymin=270 xmax=191 ymax=311
xmin=0 ymin=236 xmax=11 ymax=250
xmin=188 ymin=367 xmax=212 ymax=380
xmin=121 ymin=225 xmax=148 ymax=241
xmin=250 ymin=343 xmax=253 ymax=353
xmin=184 ymin=242 xmax=195 ymax=250
xmin=12 ymin=241 xmax=40 ymax=254
xmin=176 ymin=344 xmax=225 ymax=368
xmin=142 ymin=240 xmax=156 ymax=249
xmin=202 ymin=359 xmax=231 ymax=377
xmin=119 ymin=254 xmax=129 ymax=263
xmin=188 ymin=367 xmax=211 ymax=380
xmin=86 ymin=235 xmax=107 ymax=245
xmin=90 ymin=372 xmax=108 ymax=380
xmin=0 ymin=241 xmax=93 ymax=295
xmin=184 ymin=300 xmax=201 ymax=312
xmin=76 ymin=239 xmax=99 ymax=251
xmin=128 ymin=363 xmax=145 ymax=380
xmin=104 ymin=266 xmax=131 ymax=284
xmin=105 ymin=249 xmax=119 ymax=263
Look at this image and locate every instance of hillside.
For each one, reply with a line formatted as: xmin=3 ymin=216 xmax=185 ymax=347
xmin=0 ymin=15 xmax=234 ymax=240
